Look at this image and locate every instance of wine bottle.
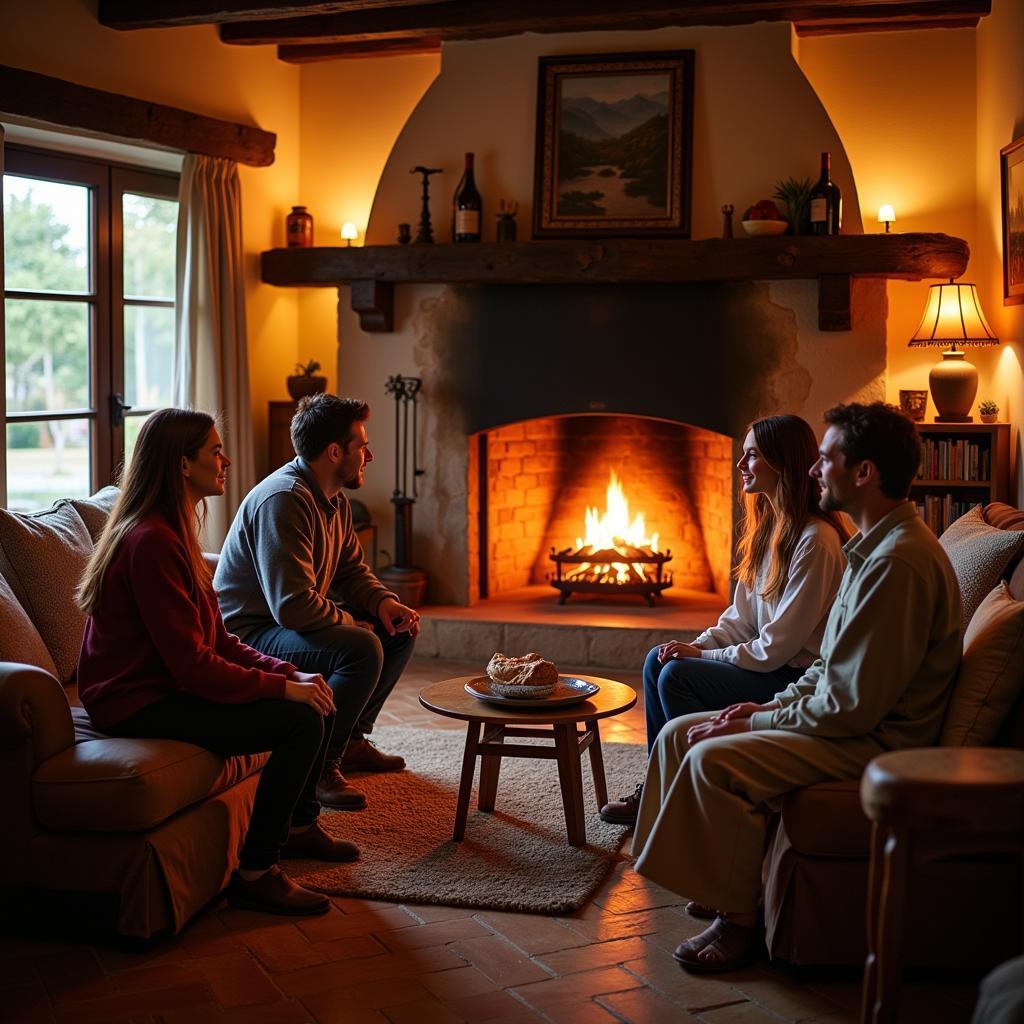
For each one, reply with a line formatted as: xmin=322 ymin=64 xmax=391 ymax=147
xmin=809 ymin=152 xmax=842 ymax=236
xmin=452 ymin=152 xmax=482 ymax=242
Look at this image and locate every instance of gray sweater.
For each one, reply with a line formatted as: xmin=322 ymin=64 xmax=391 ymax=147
xmin=215 ymin=458 xmax=396 ymax=640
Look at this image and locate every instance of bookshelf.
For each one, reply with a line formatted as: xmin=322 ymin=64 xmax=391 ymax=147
xmin=911 ymin=422 xmax=1009 ymax=535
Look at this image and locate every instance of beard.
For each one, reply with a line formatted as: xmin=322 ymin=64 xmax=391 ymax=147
xmin=342 ymin=469 xmax=364 ymax=490
xmin=818 ymin=484 xmax=847 ymax=514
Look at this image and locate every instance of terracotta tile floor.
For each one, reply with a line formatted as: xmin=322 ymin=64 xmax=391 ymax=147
xmin=2 ymin=658 xmax=982 ymax=1023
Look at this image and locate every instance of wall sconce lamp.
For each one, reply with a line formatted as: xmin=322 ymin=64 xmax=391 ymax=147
xmin=341 ymin=222 xmax=358 ymax=247
xmin=908 ymin=279 xmax=999 ymax=421
xmin=877 ymin=204 xmax=896 ymax=233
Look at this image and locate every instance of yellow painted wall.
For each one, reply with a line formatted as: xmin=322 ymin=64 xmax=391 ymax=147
xmin=0 ymin=0 xmax=301 ymax=473
xmin=296 ymin=54 xmax=440 ymax=394
xmin=976 ymin=0 xmax=1024 ymax=500
xmin=797 ymin=27 xmax=980 ymax=422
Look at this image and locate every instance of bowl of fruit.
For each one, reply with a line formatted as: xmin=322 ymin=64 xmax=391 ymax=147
xmin=742 ymin=199 xmax=788 ymax=236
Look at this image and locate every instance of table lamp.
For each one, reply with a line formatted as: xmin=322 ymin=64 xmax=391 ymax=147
xmin=341 ymin=222 xmax=358 ymax=246
xmin=877 ymin=204 xmax=895 ymax=233
xmin=908 ymin=280 xmax=999 ymax=422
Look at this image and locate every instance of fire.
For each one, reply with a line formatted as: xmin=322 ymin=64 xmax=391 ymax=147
xmin=571 ymin=471 xmax=662 ymax=585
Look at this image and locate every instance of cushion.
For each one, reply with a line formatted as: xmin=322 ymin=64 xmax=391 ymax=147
xmin=0 ymin=571 xmax=58 ymax=677
xmin=939 ymin=505 xmax=1024 ymax=629
xmin=940 ymin=582 xmax=1024 ymax=746
xmin=30 ymin=706 xmax=267 ymax=832
xmin=69 ymin=486 xmax=120 ymax=544
xmin=0 ymin=502 xmax=93 ymax=683
xmin=779 ymin=780 xmax=870 ymax=858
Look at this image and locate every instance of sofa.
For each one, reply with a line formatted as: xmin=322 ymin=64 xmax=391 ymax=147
xmin=0 ymin=489 xmax=264 ymax=941
xmin=764 ymin=501 xmax=1024 ymax=968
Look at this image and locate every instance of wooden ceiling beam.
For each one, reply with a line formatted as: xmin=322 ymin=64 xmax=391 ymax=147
xmin=97 ymin=0 xmax=449 ymax=30
xmin=279 ymin=37 xmax=441 ymax=60
xmin=218 ymin=0 xmax=990 ymax=47
xmin=0 ymin=64 xmax=276 ymax=166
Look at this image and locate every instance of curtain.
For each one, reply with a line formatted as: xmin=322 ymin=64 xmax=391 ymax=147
xmin=174 ymin=154 xmax=254 ymax=549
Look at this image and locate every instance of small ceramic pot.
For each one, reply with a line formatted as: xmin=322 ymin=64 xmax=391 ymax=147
xmin=980 ymin=413 xmax=998 ymax=423
xmin=287 ymin=375 xmax=327 ymax=400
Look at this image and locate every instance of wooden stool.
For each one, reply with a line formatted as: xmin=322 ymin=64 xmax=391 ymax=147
xmin=859 ymin=747 xmax=1024 ymax=1024
xmin=419 ymin=676 xmax=636 ymax=846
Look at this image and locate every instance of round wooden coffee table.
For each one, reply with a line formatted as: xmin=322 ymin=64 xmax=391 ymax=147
xmin=419 ymin=675 xmax=637 ymax=847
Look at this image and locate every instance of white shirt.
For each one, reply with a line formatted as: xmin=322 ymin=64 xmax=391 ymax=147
xmin=695 ymin=519 xmax=845 ymax=672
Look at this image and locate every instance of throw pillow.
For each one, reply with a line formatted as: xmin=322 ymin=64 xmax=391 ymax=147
xmin=0 ymin=502 xmax=93 ymax=683
xmin=70 ymin=486 xmax=120 ymax=544
xmin=940 ymin=582 xmax=1024 ymax=746
xmin=0 ymin=571 xmax=59 ymax=677
xmin=939 ymin=504 xmax=1024 ymax=629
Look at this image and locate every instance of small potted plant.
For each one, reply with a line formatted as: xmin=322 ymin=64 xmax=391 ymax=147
xmin=287 ymin=359 xmax=327 ymax=400
xmin=773 ymin=177 xmax=813 ymax=235
xmin=979 ymin=400 xmax=999 ymax=423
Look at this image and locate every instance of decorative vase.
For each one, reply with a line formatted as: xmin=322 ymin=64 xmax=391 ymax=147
xmin=286 ymin=206 xmax=314 ymax=248
xmin=287 ymin=374 xmax=327 ymax=400
xmin=929 ymin=349 xmax=978 ymax=423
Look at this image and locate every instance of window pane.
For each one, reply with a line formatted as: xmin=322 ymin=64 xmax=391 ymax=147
xmin=5 ymin=299 xmax=90 ymax=412
xmin=123 ymin=194 xmax=177 ymax=300
xmin=3 ymin=175 xmax=89 ymax=294
xmin=7 ymin=418 xmax=91 ymax=511
xmin=123 ymin=410 xmax=153 ymax=469
xmin=125 ymin=305 xmax=174 ymax=408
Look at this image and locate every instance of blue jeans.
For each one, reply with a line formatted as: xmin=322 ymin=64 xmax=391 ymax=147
xmin=246 ymin=620 xmax=416 ymax=762
xmin=642 ymin=646 xmax=804 ymax=752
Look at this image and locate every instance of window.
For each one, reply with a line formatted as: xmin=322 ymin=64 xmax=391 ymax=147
xmin=2 ymin=147 xmax=177 ymax=511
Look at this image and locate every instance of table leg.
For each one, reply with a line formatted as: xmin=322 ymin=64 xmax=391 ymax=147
xmin=453 ymin=722 xmax=481 ymax=842
xmin=586 ymin=721 xmax=608 ymax=810
xmin=861 ymin=822 xmax=885 ymax=1023
xmin=554 ymin=722 xmax=586 ymax=846
xmin=478 ymin=723 xmax=504 ymax=812
xmin=862 ymin=825 xmax=909 ymax=1024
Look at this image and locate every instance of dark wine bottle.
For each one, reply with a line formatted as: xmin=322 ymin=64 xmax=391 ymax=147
xmin=809 ymin=152 xmax=842 ymax=236
xmin=452 ymin=152 xmax=482 ymax=242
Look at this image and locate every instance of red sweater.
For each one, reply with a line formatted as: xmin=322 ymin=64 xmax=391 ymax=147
xmin=78 ymin=513 xmax=295 ymax=729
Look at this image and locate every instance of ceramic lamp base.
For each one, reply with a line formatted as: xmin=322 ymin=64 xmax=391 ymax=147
xmin=929 ymin=349 xmax=978 ymax=423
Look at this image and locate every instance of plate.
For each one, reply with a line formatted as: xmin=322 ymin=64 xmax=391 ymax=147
xmin=464 ymin=675 xmax=600 ymax=708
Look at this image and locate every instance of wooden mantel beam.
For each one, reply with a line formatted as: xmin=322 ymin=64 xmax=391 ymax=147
xmin=0 ymin=65 xmax=276 ymax=167
xmin=261 ymin=233 xmax=969 ymax=333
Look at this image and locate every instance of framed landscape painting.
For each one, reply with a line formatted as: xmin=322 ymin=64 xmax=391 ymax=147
xmin=533 ymin=50 xmax=694 ymax=239
xmin=1001 ymin=134 xmax=1024 ymax=305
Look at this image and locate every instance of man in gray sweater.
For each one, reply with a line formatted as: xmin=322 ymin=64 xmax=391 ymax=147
xmin=215 ymin=395 xmax=419 ymax=810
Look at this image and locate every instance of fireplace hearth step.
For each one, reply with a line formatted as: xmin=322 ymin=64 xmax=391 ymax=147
xmin=414 ymin=586 xmax=724 ymax=671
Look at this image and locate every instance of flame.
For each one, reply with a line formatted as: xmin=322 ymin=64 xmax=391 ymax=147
xmin=572 ymin=471 xmax=659 ymax=584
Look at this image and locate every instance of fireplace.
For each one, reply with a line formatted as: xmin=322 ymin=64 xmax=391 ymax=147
xmin=470 ymin=415 xmax=733 ymax=604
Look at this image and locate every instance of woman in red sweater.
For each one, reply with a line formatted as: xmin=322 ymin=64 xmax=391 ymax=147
xmin=77 ymin=408 xmax=354 ymax=917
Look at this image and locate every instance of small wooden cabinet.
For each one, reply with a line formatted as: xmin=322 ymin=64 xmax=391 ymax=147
xmin=269 ymin=400 xmax=298 ymax=470
xmin=911 ymin=422 xmax=1009 ymax=535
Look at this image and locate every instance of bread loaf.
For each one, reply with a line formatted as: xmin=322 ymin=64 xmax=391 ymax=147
xmin=486 ymin=652 xmax=558 ymax=687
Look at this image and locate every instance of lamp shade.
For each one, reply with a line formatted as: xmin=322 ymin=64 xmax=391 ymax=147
xmin=341 ymin=222 xmax=358 ymax=242
xmin=908 ymin=281 xmax=999 ymax=348
xmin=877 ymin=204 xmax=895 ymax=224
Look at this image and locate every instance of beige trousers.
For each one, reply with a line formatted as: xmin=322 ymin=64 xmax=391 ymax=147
xmin=631 ymin=711 xmax=884 ymax=914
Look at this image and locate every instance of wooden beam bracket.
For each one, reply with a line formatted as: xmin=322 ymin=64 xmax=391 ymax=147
xmin=350 ymin=279 xmax=394 ymax=332
xmin=818 ymin=273 xmax=852 ymax=332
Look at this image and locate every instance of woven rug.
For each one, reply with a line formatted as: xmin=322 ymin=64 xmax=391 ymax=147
xmin=292 ymin=724 xmax=646 ymax=913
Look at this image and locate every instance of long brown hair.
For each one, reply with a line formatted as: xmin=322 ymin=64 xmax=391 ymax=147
xmin=734 ymin=415 xmax=849 ymax=603
xmin=77 ymin=408 xmax=216 ymax=615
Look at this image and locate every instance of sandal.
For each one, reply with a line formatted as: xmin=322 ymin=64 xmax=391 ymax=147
xmin=672 ymin=917 xmax=760 ymax=974
xmin=685 ymin=900 xmax=717 ymax=920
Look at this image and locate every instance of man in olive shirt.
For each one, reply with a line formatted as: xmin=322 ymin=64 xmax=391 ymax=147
xmin=632 ymin=402 xmax=961 ymax=973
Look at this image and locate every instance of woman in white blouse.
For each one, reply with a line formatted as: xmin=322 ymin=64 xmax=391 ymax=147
xmin=601 ymin=414 xmax=849 ymax=826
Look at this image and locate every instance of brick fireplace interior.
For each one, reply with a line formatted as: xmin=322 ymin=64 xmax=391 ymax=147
xmin=469 ymin=415 xmax=734 ymax=604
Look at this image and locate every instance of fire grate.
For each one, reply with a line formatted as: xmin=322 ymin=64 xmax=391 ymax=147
xmin=548 ymin=545 xmax=673 ymax=606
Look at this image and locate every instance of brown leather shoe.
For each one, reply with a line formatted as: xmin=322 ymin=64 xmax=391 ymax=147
xmin=600 ymin=782 xmax=643 ymax=825
xmin=226 ymin=866 xmax=329 ymax=916
xmin=341 ymin=737 xmax=406 ymax=773
xmin=316 ymin=761 xmax=367 ymax=810
xmin=282 ymin=821 xmax=359 ymax=863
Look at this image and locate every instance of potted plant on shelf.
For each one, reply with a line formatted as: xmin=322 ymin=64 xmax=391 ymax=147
xmin=979 ymin=400 xmax=999 ymax=423
xmin=773 ymin=177 xmax=813 ymax=235
xmin=287 ymin=359 xmax=327 ymax=400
